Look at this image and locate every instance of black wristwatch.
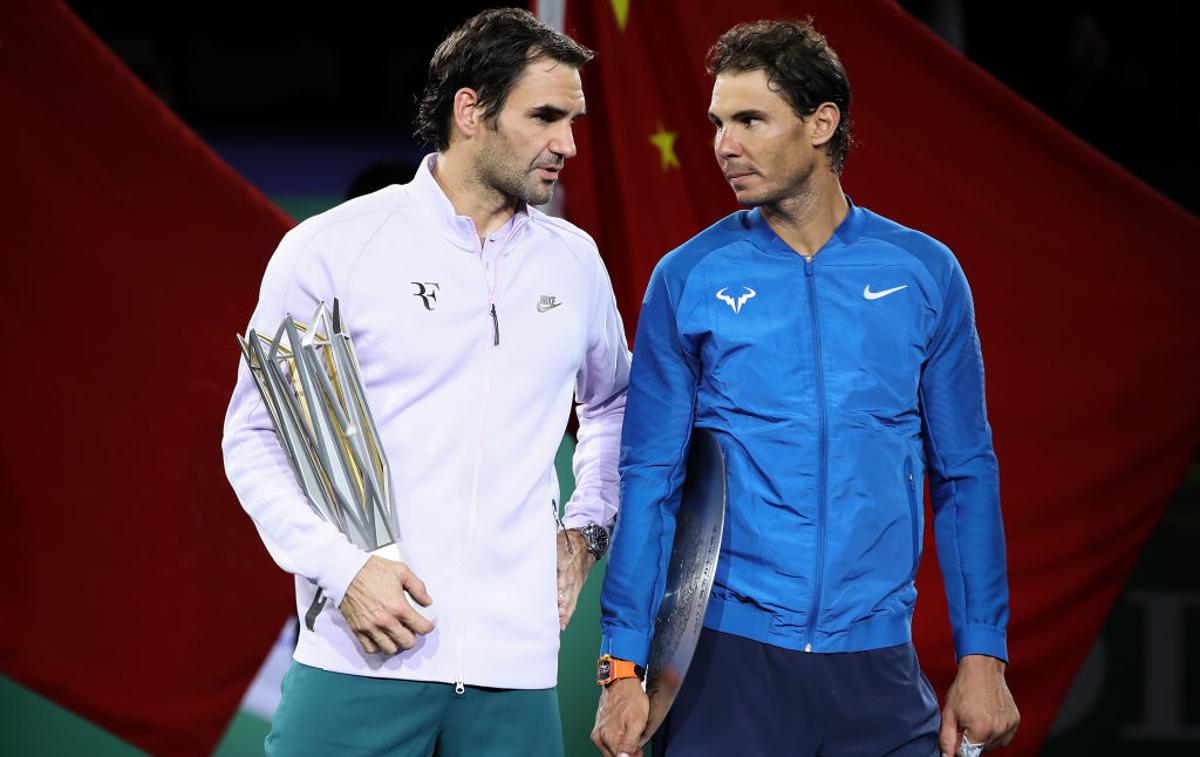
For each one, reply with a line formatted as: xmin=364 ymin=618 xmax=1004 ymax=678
xmin=571 ymin=522 xmax=610 ymax=560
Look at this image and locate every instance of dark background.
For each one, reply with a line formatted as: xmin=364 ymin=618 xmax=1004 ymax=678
xmin=65 ymin=1 xmax=1200 ymax=753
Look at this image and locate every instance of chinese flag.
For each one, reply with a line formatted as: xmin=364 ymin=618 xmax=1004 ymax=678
xmin=553 ymin=0 xmax=1200 ymax=753
xmin=1 ymin=1 xmax=294 ymax=754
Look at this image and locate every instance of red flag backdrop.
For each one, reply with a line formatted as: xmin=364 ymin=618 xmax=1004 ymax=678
xmin=553 ymin=0 xmax=1200 ymax=753
xmin=3 ymin=0 xmax=1199 ymax=754
xmin=0 ymin=2 xmax=294 ymax=754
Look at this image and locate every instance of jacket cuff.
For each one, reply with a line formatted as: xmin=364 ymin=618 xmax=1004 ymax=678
xmin=562 ymin=496 xmax=618 ymax=533
xmin=600 ymin=626 xmax=652 ymax=668
xmin=954 ymin=624 xmax=1008 ymax=663
xmin=317 ymin=542 xmax=371 ymax=608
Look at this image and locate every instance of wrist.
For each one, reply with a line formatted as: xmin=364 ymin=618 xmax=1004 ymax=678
xmin=597 ymin=653 xmax=645 ymax=687
xmin=569 ymin=522 xmax=610 ymax=560
xmin=958 ymin=654 xmax=1006 ymax=674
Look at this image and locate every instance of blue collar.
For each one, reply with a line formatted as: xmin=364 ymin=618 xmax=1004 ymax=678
xmin=741 ymin=198 xmax=865 ymax=259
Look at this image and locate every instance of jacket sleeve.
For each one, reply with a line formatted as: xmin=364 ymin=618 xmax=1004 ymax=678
xmin=920 ymin=254 xmax=1010 ymax=662
xmin=221 ymin=227 xmax=370 ymax=608
xmin=562 ymin=252 xmax=631 ymax=533
xmin=599 ymin=264 xmax=700 ymax=667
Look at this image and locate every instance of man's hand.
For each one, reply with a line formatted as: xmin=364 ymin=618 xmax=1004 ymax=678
xmin=557 ymin=529 xmax=596 ymax=631
xmin=592 ymin=678 xmax=649 ymax=757
xmin=939 ymin=654 xmax=1019 ymax=755
xmin=338 ymin=555 xmax=435 ymax=655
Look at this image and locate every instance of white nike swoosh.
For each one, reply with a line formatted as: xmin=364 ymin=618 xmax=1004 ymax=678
xmin=863 ymin=284 xmax=908 ymax=300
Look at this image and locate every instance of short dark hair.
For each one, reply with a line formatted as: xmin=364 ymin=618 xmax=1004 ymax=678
xmin=706 ymin=19 xmax=853 ymax=174
xmin=415 ymin=8 xmax=595 ymax=151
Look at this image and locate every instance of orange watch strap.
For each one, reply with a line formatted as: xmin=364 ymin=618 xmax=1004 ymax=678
xmin=597 ymin=654 xmax=643 ymax=686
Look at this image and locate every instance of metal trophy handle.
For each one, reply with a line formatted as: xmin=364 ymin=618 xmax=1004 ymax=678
xmin=639 ymin=428 xmax=727 ymax=747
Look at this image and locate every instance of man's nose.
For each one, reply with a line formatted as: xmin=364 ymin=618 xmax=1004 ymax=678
xmin=550 ymin=122 xmax=577 ymax=160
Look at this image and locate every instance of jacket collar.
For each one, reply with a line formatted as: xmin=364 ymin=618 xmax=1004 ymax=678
xmin=741 ymin=197 xmax=865 ymax=260
xmin=406 ymin=153 xmax=531 ymax=253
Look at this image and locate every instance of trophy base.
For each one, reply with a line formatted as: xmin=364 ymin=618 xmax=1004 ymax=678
xmin=371 ymin=542 xmax=437 ymax=623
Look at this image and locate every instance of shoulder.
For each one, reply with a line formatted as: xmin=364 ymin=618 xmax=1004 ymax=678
xmin=855 ymin=207 xmax=961 ymax=288
xmin=281 ymin=186 xmax=410 ymax=254
xmin=526 ymin=206 xmax=612 ymax=285
xmin=654 ymin=211 xmax=749 ymax=286
xmin=528 ymin=205 xmax=599 ymax=255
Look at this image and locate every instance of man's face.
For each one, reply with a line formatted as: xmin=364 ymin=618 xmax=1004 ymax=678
xmin=476 ymin=58 xmax=585 ymax=206
xmin=708 ymin=69 xmax=819 ymax=207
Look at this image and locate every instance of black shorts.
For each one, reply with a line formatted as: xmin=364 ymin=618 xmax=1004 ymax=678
xmin=651 ymin=628 xmax=940 ymax=756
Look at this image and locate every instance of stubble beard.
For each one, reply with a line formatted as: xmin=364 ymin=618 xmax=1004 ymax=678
xmin=477 ymin=129 xmax=555 ymax=207
xmin=754 ymin=158 xmax=817 ymax=215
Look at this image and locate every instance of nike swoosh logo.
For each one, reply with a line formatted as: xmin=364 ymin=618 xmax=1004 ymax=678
xmin=863 ymin=284 xmax=908 ymax=300
xmin=537 ymin=301 xmax=562 ymax=313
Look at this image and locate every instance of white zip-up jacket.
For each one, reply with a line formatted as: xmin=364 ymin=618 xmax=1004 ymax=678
xmin=222 ymin=154 xmax=630 ymax=689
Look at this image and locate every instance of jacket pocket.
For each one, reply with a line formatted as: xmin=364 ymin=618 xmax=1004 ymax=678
xmin=904 ymin=456 xmax=920 ymax=584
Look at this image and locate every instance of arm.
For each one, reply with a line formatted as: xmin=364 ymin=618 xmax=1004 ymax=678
xmin=222 ymin=227 xmax=432 ymax=654
xmin=557 ymin=254 xmax=631 ymax=629
xmin=920 ymin=254 xmax=1018 ymax=752
xmin=593 ymin=264 xmax=699 ymax=757
xmin=222 ymin=227 xmax=369 ymax=608
xmin=600 ymin=263 xmax=698 ymax=666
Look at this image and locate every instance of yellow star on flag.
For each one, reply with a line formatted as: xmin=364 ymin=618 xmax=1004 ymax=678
xmin=649 ymin=122 xmax=681 ymax=171
xmin=611 ymin=0 xmax=630 ymax=31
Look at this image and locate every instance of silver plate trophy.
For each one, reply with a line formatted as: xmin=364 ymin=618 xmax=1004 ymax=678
xmin=237 ymin=299 xmax=432 ymax=630
xmin=640 ymin=428 xmax=727 ymax=746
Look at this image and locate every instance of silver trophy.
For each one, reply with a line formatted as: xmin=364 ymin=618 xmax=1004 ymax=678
xmin=640 ymin=428 xmax=727 ymax=746
xmin=237 ymin=299 xmax=432 ymax=630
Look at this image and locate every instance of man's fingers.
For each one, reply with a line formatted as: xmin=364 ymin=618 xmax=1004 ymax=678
xmin=997 ymin=717 xmax=1019 ymax=747
xmin=366 ymin=627 xmax=398 ymax=655
xmin=355 ymin=632 xmax=378 ymax=655
xmin=396 ymin=599 xmax=435 ymax=635
xmin=401 ymin=570 xmax=433 ymax=607
xmin=938 ymin=707 xmax=958 ymax=757
xmin=617 ymin=712 xmax=643 ymax=755
xmin=381 ymin=618 xmax=417 ymax=651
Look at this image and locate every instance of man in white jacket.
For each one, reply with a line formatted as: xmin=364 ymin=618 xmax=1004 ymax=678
xmin=222 ymin=9 xmax=629 ymax=755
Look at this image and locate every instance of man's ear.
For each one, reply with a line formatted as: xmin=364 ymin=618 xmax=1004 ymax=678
xmin=808 ymin=102 xmax=841 ymax=149
xmin=451 ymin=88 xmax=484 ymax=141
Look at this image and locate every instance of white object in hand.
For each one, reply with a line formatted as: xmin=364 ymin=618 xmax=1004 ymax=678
xmin=959 ymin=734 xmax=984 ymax=757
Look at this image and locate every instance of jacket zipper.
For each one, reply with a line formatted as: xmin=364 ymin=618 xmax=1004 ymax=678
xmin=552 ymin=498 xmax=572 ymax=553
xmin=905 ymin=456 xmax=920 ymax=583
xmin=803 ymin=256 xmax=828 ymax=653
xmin=479 ymin=220 xmax=519 ymax=346
xmin=455 ymin=219 xmax=523 ymax=693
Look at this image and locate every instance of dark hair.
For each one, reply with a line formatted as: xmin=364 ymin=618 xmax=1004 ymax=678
xmin=706 ymin=19 xmax=853 ymax=174
xmin=415 ymin=8 xmax=594 ymax=151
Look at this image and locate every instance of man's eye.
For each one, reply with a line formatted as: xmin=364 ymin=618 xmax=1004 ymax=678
xmin=741 ymin=117 xmax=758 ymax=126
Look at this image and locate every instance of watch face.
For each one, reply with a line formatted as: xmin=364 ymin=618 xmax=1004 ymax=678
xmin=582 ymin=523 xmax=610 ymax=559
xmin=597 ymin=658 xmax=612 ymax=682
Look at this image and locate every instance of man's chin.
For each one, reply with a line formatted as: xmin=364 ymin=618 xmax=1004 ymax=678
xmin=733 ymin=189 xmax=764 ymax=208
xmin=525 ymin=183 xmax=556 ymax=207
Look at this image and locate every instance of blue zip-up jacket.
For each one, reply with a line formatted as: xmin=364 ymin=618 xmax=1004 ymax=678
xmin=600 ymin=203 xmax=1009 ymax=666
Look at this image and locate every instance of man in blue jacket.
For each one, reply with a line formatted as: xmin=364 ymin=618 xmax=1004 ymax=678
xmin=592 ymin=19 xmax=1019 ymax=757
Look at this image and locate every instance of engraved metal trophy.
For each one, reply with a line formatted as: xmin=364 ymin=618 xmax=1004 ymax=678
xmin=237 ymin=299 xmax=432 ymax=629
xmin=640 ymin=428 xmax=727 ymax=746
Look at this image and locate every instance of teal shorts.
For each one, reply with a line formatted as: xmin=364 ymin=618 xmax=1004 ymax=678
xmin=267 ymin=662 xmax=564 ymax=757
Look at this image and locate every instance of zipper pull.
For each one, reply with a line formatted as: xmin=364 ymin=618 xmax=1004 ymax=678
xmin=490 ymin=303 xmax=500 ymax=346
xmin=804 ymin=257 xmax=815 ymax=276
xmin=553 ymin=499 xmax=573 ymax=554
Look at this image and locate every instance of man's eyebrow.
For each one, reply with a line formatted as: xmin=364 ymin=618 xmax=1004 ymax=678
xmin=731 ymin=109 xmax=768 ymax=121
xmin=528 ymin=104 xmax=571 ymax=119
